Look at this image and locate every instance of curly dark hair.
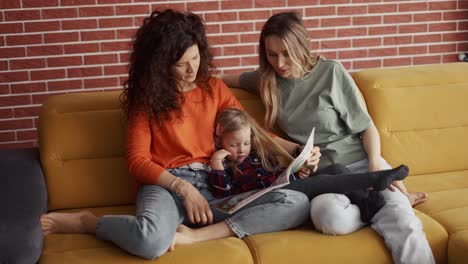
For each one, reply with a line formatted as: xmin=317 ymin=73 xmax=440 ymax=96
xmin=121 ymin=9 xmax=214 ymax=127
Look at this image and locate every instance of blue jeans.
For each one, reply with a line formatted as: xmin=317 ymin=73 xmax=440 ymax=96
xmin=95 ymin=167 xmax=309 ymax=260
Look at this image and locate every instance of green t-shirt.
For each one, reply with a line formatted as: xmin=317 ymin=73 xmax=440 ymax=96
xmin=239 ymin=57 xmax=371 ymax=169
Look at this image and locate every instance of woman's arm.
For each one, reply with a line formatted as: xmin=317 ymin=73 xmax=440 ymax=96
xmin=273 ymin=136 xmax=321 ymax=173
xmin=218 ymin=74 xmax=241 ymax=88
xmin=361 ymin=122 xmax=386 ymax=172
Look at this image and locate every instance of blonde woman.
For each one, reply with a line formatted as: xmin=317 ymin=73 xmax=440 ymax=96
xmin=221 ymin=11 xmax=434 ymax=264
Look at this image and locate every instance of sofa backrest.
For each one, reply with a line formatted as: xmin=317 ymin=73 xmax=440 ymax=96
xmin=38 ymin=88 xmax=266 ymax=211
xmin=352 ymin=62 xmax=468 ymax=175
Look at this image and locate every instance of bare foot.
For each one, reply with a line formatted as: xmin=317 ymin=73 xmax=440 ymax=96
xmin=174 ymin=225 xmax=198 ymax=246
xmin=40 ymin=211 xmax=97 ymax=236
xmin=408 ymin=192 xmax=428 ymax=207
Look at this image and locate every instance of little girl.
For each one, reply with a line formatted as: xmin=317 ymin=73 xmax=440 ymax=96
xmin=208 ymin=108 xmax=409 ymax=224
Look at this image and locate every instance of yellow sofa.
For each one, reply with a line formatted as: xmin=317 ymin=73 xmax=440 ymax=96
xmin=38 ymin=62 xmax=468 ymax=263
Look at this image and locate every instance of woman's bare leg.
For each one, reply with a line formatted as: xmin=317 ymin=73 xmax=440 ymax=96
xmin=40 ymin=211 xmax=98 ymax=236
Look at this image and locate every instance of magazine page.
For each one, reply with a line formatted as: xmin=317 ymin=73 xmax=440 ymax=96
xmin=212 ymin=127 xmax=315 ymax=215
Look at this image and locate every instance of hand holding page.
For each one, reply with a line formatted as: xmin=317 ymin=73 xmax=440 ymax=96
xmin=211 ymin=128 xmax=315 ymax=214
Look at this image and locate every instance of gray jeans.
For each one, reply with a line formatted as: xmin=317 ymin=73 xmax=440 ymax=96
xmin=95 ymin=167 xmax=309 ymax=260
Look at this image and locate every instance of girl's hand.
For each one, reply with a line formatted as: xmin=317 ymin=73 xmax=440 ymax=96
xmin=210 ymin=149 xmax=231 ymax=170
xmin=306 ymin=146 xmax=321 ymax=173
xmin=178 ymin=181 xmax=213 ymax=225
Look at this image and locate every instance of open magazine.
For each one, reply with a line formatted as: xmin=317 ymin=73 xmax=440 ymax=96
xmin=211 ymin=127 xmax=316 ymax=214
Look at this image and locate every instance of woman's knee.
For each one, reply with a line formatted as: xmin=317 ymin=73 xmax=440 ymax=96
xmin=310 ymin=193 xmax=364 ymax=235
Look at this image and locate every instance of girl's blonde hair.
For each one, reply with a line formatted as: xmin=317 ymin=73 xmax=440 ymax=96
xmin=258 ymin=11 xmax=317 ymax=128
xmin=214 ymin=108 xmax=293 ymax=171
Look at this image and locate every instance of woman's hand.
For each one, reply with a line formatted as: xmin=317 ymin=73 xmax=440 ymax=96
xmin=178 ymin=181 xmax=213 ymax=225
xmin=297 ymin=146 xmax=321 ymax=178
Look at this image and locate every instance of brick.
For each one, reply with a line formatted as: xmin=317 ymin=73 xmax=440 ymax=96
xmin=351 ymin=0 xmax=382 ymax=3
xmin=429 ymin=1 xmax=457 ymax=10
xmin=42 ymin=8 xmax=78 ymax=19
xmin=25 ymin=21 xmax=61 ymax=32
xmin=303 ymin=18 xmax=320 ymax=29
xmin=64 ymin=43 xmax=99 ymax=54
xmin=254 ymin=0 xmax=286 ymax=8
xmin=368 ymin=47 xmax=397 ymax=57
xmin=317 ymin=51 xmax=337 ymax=59
xmin=413 ymin=12 xmax=442 ymax=22
xmin=383 ymin=36 xmax=412 ymax=46
xmin=44 ymin=32 xmax=80 ymax=44
xmin=311 ymin=28 xmax=338 ymax=39
xmin=27 ymin=45 xmax=64 ymax=57
xmin=115 ymin=5 xmax=150 ymax=16
xmin=414 ymin=55 xmax=441 ymax=65
xmin=23 ymin=0 xmax=58 ymax=8
xmin=149 ymin=3 xmax=185 ymax=12
xmin=119 ymin=52 xmax=130 ymax=63
xmin=384 ymin=14 xmax=412 ymax=24
xmin=32 ymin=92 xmax=63 ymax=104
xmin=429 ymin=43 xmax=457 ymax=53
xmin=206 ymin=24 xmax=220 ymax=34
xmin=337 ymin=6 xmax=367 ymax=15
xmin=0 ymin=61 xmax=7 ymax=71
xmin=101 ymin=41 xmax=131 ymax=52
xmin=10 ymin=82 xmax=46 ymax=94
xmin=62 ymin=19 xmax=98 ymax=30
xmin=0 ymin=132 xmax=15 ymax=142
xmin=222 ymin=0 xmax=253 ymax=9
xmin=61 ymin=0 xmax=96 ymax=5
xmin=16 ymin=130 xmax=38 ymax=141
xmin=84 ymin=77 xmax=120 ymax=88
xmin=10 ymin=58 xmax=46 ymax=70
xmin=104 ymin=65 xmax=128 ymax=75
xmin=210 ymin=47 xmax=223 ymax=57
xmin=0 ymin=108 xmax=13 ymax=119
xmin=100 ymin=0 xmax=130 ymax=3
xmin=337 ymin=28 xmax=366 ymax=38
xmin=399 ymin=2 xmax=428 ymax=12
xmin=442 ymin=32 xmax=467 ymax=42
xmin=320 ymin=0 xmax=349 ymax=4
xmin=84 ymin=54 xmax=118 ymax=65
xmin=442 ymin=54 xmax=458 ymax=63
xmin=429 ymin=22 xmax=457 ymax=32
xmin=353 ymin=59 xmax=382 ymax=69
xmin=338 ymin=49 xmax=368 ymax=59
xmin=353 ymin=15 xmax=382 ymax=25
xmin=383 ymin=57 xmax=412 ymax=67
xmin=413 ymin=34 xmax=442 ymax=44
xmin=0 ymin=37 xmax=4 ymax=46
xmin=67 ymin=66 xmax=102 ymax=78
xmin=30 ymin=69 xmax=65 ymax=81
xmin=98 ymin=17 xmax=133 ymax=28
xmin=0 ymin=47 xmax=26 ymax=58
xmin=4 ymin=10 xmax=41 ymax=21
xmin=457 ymin=42 xmax=468 ymax=52
xmin=369 ymin=25 xmax=397 ymax=35
xmin=0 ymin=84 xmax=9 ymax=95
xmin=321 ymin=17 xmax=351 ymax=27
xmin=47 ymin=56 xmax=82 ymax=67
xmin=6 ymin=34 xmax=43 ymax=46
xmin=117 ymin=29 xmax=137 ymax=40
xmin=399 ymin=24 xmax=427 ymax=34
xmin=443 ymin=11 xmax=468 ymax=21
xmin=0 ymin=23 xmax=23 ymax=34
xmin=206 ymin=12 xmax=238 ymax=22
xmin=13 ymin=106 xmax=41 ymax=118
xmin=368 ymin=4 xmax=397 ymax=13
xmin=321 ymin=39 xmax=351 ymax=49
xmin=81 ymin=30 xmax=115 ymax=41
xmin=399 ymin=46 xmax=428 ymax=55
xmin=239 ymin=10 xmax=270 ymax=22
xmin=222 ymin=23 xmax=254 ymax=33
xmin=79 ymin=6 xmax=115 ymax=17
xmin=187 ymin=1 xmax=219 ymax=11
xmin=0 ymin=71 xmax=29 ymax=83
xmin=212 ymin=57 xmax=241 ymax=68
xmin=209 ymin=35 xmax=239 ymax=45
xmin=0 ymin=95 xmax=31 ymax=107
xmin=0 ymin=141 xmax=36 ymax=149
xmin=0 ymin=0 xmax=20 ymax=9
xmin=306 ymin=6 xmax=336 ymax=17
xmin=241 ymin=56 xmax=258 ymax=66
xmin=47 ymin=79 xmax=83 ymax=91
xmin=352 ymin=37 xmax=381 ymax=47
xmin=223 ymin=45 xmax=256 ymax=56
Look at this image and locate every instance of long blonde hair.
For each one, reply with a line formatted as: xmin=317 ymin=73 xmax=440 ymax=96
xmin=214 ymin=108 xmax=293 ymax=171
xmin=258 ymin=11 xmax=316 ymax=128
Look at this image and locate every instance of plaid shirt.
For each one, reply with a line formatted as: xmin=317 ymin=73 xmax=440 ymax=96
xmin=208 ymin=151 xmax=298 ymax=198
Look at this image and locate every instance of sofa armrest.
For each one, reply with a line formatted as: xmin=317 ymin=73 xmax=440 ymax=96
xmin=0 ymin=148 xmax=47 ymax=264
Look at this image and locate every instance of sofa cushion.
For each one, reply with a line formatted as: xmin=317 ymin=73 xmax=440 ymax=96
xmin=244 ymin=210 xmax=447 ymax=264
xmin=449 ymin=230 xmax=468 ymax=264
xmin=40 ymin=206 xmax=254 ymax=264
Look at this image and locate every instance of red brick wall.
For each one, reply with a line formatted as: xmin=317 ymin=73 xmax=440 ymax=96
xmin=0 ymin=0 xmax=467 ymax=148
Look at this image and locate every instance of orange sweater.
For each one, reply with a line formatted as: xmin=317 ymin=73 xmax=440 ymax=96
xmin=126 ymin=78 xmax=243 ymax=185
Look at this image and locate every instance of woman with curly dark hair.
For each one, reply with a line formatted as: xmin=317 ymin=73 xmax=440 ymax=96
xmin=40 ymin=9 xmax=315 ymax=260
